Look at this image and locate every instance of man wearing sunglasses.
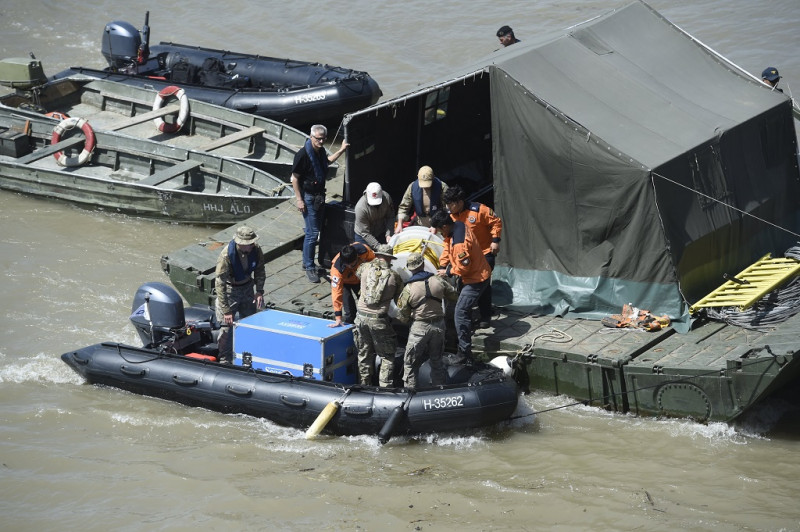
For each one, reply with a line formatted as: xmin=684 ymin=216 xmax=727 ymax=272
xmin=291 ymin=124 xmax=349 ymax=283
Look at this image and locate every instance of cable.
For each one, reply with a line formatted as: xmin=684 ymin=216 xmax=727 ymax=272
xmin=651 ymin=171 xmax=800 ymax=240
xmin=702 ymin=245 xmax=800 ymax=330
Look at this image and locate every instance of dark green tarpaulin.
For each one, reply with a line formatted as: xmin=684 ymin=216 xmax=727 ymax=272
xmin=343 ymin=0 xmax=800 ymax=332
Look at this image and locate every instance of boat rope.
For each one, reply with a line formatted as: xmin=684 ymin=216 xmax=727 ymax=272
xmin=650 ymin=170 xmax=800 ymax=240
xmin=506 ymin=346 xmax=788 ymax=420
xmin=507 ymin=328 xmax=574 ymax=364
xmin=328 ymin=121 xmax=344 ymax=148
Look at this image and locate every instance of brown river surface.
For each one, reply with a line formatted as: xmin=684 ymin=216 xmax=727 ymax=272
xmin=1 ymin=1 xmax=799 ymax=530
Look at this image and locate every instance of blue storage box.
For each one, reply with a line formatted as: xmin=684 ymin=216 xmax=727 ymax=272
xmin=233 ymin=309 xmax=357 ymax=383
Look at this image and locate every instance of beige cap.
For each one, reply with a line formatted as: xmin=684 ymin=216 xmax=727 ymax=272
xmin=417 ymin=166 xmax=434 ymax=188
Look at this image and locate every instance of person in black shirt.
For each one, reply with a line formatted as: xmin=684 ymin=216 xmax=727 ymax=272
xmin=291 ymin=124 xmax=348 ymax=283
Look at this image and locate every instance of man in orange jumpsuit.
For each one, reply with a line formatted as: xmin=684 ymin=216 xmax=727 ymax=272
xmin=443 ymin=185 xmax=503 ymax=329
xmin=327 ymin=242 xmax=375 ymax=327
xmin=430 ymin=210 xmax=491 ymax=364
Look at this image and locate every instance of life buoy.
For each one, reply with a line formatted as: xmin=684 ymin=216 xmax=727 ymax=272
xmin=152 ymin=85 xmax=189 ymax=133
xmin=51 ymin=117 xmax=96 ymax=167
xmin=45 ymin=111 xmax=70 ymax=121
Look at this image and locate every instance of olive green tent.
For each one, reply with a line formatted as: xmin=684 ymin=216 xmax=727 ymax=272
xmin=342 ymin=0 xmax=800 ymax=331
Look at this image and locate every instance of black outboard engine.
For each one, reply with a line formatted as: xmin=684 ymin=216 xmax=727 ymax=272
xmin=101 ymin=20 xmax=142 ymax=69
xmin=130 ymin=282 xmax=186 ymax=346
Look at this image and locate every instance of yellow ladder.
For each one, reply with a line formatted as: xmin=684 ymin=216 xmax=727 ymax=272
xmin=689 ymin=253 xmax=800 ymax=314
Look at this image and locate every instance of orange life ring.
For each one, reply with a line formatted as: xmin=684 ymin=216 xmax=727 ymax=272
xmin=51 ymin=117 xmax=96 ymax=167
xmin=152 ymin=85 xmax=189 ymax=133
xmin=45 ymin=111 xmax=70 ymax=120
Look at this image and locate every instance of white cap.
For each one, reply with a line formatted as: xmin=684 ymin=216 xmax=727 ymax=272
xmin=366 ymin=182 xmax=383 ymax=206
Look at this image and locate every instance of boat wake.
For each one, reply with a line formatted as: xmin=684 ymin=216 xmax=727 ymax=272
xmin=0 ymin=352 xmax=82 ymax=385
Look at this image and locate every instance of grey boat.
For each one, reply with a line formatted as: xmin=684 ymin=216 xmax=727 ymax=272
xmin=0 ymin=109 xmax=292 ymax=224
xmin=0 ymin=74 xmax=328 ymax=181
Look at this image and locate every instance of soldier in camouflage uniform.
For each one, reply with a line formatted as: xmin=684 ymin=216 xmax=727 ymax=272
xmin=353 ymin=244 xmax=403 ymax=387
xmin=214 ymin=226 xmax=266 ymax=363
xmin=396 ymin=252 xmax=458 ymax=387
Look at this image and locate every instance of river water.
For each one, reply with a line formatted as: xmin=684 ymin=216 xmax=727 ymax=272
xmin=1 ymin=1 xmax=799 ymax=530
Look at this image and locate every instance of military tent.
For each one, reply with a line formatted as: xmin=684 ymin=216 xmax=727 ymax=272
xmin=341 ymin=0 xmax=800 ymax=331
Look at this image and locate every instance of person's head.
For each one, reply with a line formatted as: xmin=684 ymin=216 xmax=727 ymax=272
xmin=233 ymin=225 xmax=258 ymax=250
xmin=496 ymin=25 xmax=516 ymax=47
xmin=309 ymin=124 xmax=327 ymax=148
xmin=430 ymin=210 xmax=454 ymax=237
xmin=365 ymin=182 xmax=384 ymax=206
xmin=340 ymin=244 xmax=358 ymax=267
xmin=442 ymin=185 xmax=467 ymax=214
xmin=374 ymin=244 xmax=396 ymax=264
xmin=417 ymin=165 xmax=434 ymax=189
xmin=762 ymin=67 xmax=780 ymax=88
xmin=406 ymin=252 xmax=424 ymax=273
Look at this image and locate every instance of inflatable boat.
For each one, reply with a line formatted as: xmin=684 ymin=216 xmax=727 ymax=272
xmin=60 ymin=282 xmax=519 ymax=443
xmin=51 ymin=13 xmax=382 ymax=129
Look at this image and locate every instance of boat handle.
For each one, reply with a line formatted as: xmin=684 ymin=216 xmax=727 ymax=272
xmin=342 ymin=405 xmax=372 ymax=416
xmin=172 ymin=374 xmax=198 ymax=386
xmin=119 ymin=365 xmax=146 ymax=377
xmin=226 ymin=384 xmax=253 ymax=397
xmin=280 ymin=395 xmax=307 ymax=408
xmin=72 ymin=352 xmax=90 ymax=365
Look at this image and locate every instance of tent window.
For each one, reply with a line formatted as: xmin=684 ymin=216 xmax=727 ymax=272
xmin=423 ymin=87 xmax=450 ymax=125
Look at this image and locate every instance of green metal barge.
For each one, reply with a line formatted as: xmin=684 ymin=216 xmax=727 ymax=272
xmin=160 ymin=199 xmax=800 ymax=424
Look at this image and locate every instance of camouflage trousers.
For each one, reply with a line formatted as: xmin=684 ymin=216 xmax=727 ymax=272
xmin=215 ymin=282 xmax=258 ymax=363
xmin=403 ymin=318 xmax=446 ymax=388
xmin=353 ymin=314 xmax=397 ymax=387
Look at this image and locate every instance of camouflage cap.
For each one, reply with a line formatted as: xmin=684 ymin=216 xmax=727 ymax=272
xmin=374 ymin=244 xmax=396 ymax=259
xmin=406 ymin=252 xmax=424 ymax=270
xmin=234 ymin=225 xmax=258 ymax=245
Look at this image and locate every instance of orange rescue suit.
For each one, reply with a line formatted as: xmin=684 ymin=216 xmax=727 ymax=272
xmin=450 ymin=202 xmax=502 ymax=255
xmin=329 ymin=242 xmax=375 ymax=317
xmin=438 ymin=221 xmax=491 ymax=285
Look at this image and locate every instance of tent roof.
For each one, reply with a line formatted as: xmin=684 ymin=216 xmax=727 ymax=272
xmin=347 ymin=0 xmax=788 ymax=169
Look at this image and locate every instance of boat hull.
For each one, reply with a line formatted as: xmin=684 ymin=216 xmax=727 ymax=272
xmin=61 ymin=343 xmax=519 ymax=438
xmin=54 ymin=42 xmax=382 ymax=129
xmin=0 ymin=77 xmax=322 ymax=181
xmin=0 ymin=108 xmax=292 ymax=224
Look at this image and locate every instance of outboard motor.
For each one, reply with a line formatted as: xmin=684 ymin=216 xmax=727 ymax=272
xmin=101 ymin=20 xmax=142 ymax=69
xmin=129 ymin=282 xmax=186 ymax=346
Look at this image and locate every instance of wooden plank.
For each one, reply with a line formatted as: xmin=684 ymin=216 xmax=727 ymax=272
xmin=198 ymin=126 xmax=265 ymax=152
xmin=138 ymin=159 xmax=203 ymax=187
xmin=106 ymin=104 xmax=181 ymax=131
xmin=15 ymin=137 xmax=85 ymax=164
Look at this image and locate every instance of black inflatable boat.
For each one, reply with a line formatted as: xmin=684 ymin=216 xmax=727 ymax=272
xmin=60 ymin=282 xmax=519 ymax=443
xmin=52 ymin=13 xmax=381 ymax=129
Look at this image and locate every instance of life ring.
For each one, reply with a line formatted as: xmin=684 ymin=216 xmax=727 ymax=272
xmin=51 ymin=117 xmax=96 ymax=167
xmin=152 ymin=85 xmax=189 ymax=133
xmin=46 ymin=111 xmax=70 ymax=120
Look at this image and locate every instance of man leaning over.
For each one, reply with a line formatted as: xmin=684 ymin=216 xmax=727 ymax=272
xmin=328 ymin=242 xmax=375 ymax=327
xmin=396 ymin=165 xmax=448 ymax=231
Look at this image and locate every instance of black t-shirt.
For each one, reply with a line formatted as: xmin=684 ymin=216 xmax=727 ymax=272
xmin=292 ymin=147 xmax=328 ymax=194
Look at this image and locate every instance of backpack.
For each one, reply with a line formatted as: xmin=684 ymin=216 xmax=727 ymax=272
xmin=361 ymin=262 xmax=392 ymax=305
